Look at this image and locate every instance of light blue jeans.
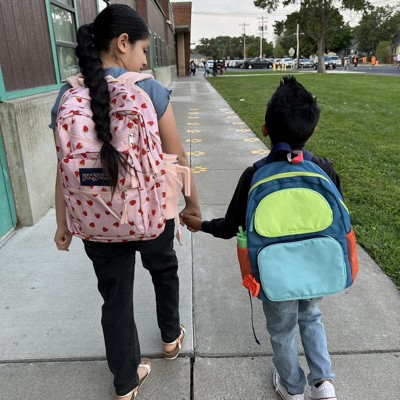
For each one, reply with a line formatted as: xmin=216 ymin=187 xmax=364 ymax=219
xmin=262 ymin=298 xmax=334 ymax=395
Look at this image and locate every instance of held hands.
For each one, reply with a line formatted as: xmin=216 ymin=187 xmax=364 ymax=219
xmin=181 ymin=213 xmax=203 ymax=233
xmin=54 ymin=225 xmax=73 ymax=251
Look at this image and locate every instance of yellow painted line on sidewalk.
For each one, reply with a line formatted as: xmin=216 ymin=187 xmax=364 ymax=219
xmin=186 ymin=139 xmax=202 ymax=143
xmin=189 ymin=108 xmax=199 ymax=111
xmin=191 ymin=166 xmax=208 ymax=174
xmin=186 ymin=151 xmax=205 ymax=156
xmin=251 ymin=149 xmax=269 ymax=155
xmin=188 ymin=116 xmax=199 ymax=119
xmin=187 ymin=122 xmax=200 ymax=126
xmin=237 ymin=129 xmax=251 ymax=132
xmin=189 ymin=111 xmax=199 ymax=115
xmin=186 ymin=129 xmax=202 ymax=133
xmin=244 ymin=138 xmax=260 ymax=142
xmin=224 ymin=111 xmax=234 ymax=114
xmin=233 ymin=121 xmax=245 ymax=125
xmin=227 ymin=116 xmax=239 ymax=119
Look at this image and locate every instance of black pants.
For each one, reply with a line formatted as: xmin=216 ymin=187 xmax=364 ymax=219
xmin=83 ymin=219 xmax=180 ymax=396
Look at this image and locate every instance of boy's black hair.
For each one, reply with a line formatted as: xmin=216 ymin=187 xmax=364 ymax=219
xmin=265 ymin=76 xmax=320 ymax=149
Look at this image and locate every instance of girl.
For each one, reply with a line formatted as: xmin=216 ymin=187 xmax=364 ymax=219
xmin=50 ymin=5 xmax=201 ymax=399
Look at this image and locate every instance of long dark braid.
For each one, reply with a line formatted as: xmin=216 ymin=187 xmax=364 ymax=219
xmin=74 ymin=5 xmax=149 ymax=191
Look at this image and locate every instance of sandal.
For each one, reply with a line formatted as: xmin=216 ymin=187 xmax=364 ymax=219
xmin=163 ymin=324 xmax=186 ymax=360
xmin=115 ymin=358 xmax=152 ymax=400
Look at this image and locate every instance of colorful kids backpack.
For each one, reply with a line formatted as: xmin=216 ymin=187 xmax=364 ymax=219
xmin=243 ymin=143 xmax=358 ymax=302
xmin=55 ymin=72 xmax=167 ymax=242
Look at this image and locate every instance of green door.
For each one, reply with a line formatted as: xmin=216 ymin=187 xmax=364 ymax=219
xmin=0 ymin=133 xmax=16 ymax=237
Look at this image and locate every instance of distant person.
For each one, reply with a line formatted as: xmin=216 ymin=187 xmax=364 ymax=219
xmin=203 ymin=60 xmax=210 ymax=77
xmin=204 ymin=60 xmax=210 ymax=76
xmin=353 ymin=55 xmax=358 ymax=67
xmin=397 ymin=53 xmax=400 ymax=68
xmin=343 ymin=57 xmax=350 ymax=70
xmin=223 ymin=59 xmax=228 ymax=72
xmin=216 ymin=60 xmax=223 ymax=75
xmin=190 ymin=60 xmax=196 ymax=76
xmin=212 ymin=59 xmax=217 ymax=76
xmin=183 ymin=76 xmax=342 ymax=400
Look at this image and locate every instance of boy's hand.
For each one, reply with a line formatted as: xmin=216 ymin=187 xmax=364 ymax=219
xmin=181 ymin=213 xmax=203 ymax=232
xmin=54 ymin=226 xmax=73 ymax=251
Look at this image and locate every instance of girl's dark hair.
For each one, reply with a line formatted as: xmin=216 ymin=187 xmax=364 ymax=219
xmin=265 ymin=76 xmax=320 ymax=149
xmin=75 ymin=5 xmax=149 ymax=190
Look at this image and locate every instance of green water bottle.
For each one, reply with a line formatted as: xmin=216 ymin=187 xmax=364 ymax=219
xmin=236 ymin=226 xmax=260 ymax=298
xmin=237 ymin=226 xmax=247 ymax=248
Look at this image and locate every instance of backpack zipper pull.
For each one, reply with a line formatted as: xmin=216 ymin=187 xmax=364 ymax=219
xmin=120 ymin=190 xmax=129 ymax=224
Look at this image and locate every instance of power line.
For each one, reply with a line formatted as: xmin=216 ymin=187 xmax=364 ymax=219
xmin=193 ymin=11 xmax=289 ymax=17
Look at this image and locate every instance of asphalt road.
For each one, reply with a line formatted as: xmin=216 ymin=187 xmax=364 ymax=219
xmin=222 ymin=64 xmax=400 ymax=76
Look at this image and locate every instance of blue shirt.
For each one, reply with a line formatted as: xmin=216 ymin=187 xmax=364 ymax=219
xmin=49 ymin=67 xmax=171 ymax=129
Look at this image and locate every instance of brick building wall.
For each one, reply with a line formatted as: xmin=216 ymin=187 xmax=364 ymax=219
xmin=172 ymin=2 xmax=192 ymax=76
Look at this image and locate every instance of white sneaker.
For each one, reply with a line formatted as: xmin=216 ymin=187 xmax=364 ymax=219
xmin=310 ymin=381 xmax=337 ymax=400
xmin=273 ymin=369 xmax=305 ymax=400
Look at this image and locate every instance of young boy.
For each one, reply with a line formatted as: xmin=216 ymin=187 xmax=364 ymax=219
xmin=182 ymin=76 xmax=339 ymax=400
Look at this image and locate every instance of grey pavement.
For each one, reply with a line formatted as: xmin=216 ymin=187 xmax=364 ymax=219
xmin=0 ymin=74 xmax=399 ymax=399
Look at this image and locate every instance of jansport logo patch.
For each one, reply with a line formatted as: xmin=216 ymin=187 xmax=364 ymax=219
xmin=79 ymin=168 xmax=110 ymax=186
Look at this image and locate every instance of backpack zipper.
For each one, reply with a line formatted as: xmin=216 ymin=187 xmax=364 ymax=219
xmin=249 ymin=171 xmax=331 ymax=194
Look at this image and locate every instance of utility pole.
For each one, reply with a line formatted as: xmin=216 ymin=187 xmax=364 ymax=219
xmin=257 ymin=17 xmax=267 ymax=57
xmin=239 ymin=22 xmax=250 ymax=59
xmin=296 ymin=22 xmax=300 ymax=68
xmin=296 ymin=0 xmax=301 ymax=69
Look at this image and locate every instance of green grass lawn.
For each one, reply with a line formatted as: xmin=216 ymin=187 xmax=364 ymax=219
xmin=208 ymin=72 xmax=400 ymax=288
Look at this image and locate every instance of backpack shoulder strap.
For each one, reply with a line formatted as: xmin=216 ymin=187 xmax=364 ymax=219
xmin=112 ymin=71 xmax=154 ymax=85
xmin=65 ymin=72 xmax=154 ymax=87
xmin=65 ymin=74 xmax=85 ymax=88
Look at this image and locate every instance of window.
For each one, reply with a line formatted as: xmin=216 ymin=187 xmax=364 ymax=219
xmin=153 ymin=34 xmax=159 ymax=67
xmin=158 ymin=38 xmax=164 ymax=67
xmin=50 ymin=1 xmax=79 ymax=81
xmin=152 ymin=35 xmax=166 ymax=68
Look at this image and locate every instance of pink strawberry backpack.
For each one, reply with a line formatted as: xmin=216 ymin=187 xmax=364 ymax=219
xmin=55 ymin=72 xmax=168 ymax=242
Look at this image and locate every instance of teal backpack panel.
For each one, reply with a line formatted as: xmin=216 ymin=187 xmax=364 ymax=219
xmin=258 ymin=236 xmax=347 ymax=301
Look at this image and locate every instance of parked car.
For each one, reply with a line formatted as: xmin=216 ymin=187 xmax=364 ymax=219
xmin=229 ymin=59 xmax=244 ymax=68
xmin=298 ymin=58 xmax=314 ymax=68
xmin=314 ymin=56 xmax=336 ymax=69
xmin=243 ymin=57 xmax=273 ymax=69
xmin=329 ymin=55 xmax=342 ymax=67
xmin=279 ymin=58 xmax=294 ymax=68
xmin=206 ymin=60 xmax=214 ymax=69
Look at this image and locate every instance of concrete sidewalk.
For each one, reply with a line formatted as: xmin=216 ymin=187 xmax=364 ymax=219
xmin=0 ymin=74 xmax=399 ymax=399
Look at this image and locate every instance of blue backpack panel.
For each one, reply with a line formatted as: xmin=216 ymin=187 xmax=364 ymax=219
xmin=245 ymin=148 xmax=358 ymax=302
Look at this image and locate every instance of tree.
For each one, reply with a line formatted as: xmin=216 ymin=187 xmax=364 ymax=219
xmin=354 ymin=7 xmax=400 ymax=54
xmin=272 ymin=7 xmax=351 ymax=60
xmin=194 ymin=38 xmax=220 ymax=59
xmin=376 ymin=41 xmax=392 ymax=64
xmin=254 ymin=0 xmax=369 ymax=72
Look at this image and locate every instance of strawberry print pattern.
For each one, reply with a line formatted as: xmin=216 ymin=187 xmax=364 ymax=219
xmin=55 ymin=72 xmax=166 ymax=242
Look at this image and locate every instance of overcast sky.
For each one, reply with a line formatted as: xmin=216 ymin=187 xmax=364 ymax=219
xmin=172 ymin=0 xmax=399 ymax=46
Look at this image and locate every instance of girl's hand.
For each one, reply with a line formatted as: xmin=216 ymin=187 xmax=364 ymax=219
xmin=181 ymin=213 xmax=203 ymax=232
xmin=180 ymin=204 xmax=201 ymax=219
xmin=54 ymin=226 xmax=73 ymax=251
